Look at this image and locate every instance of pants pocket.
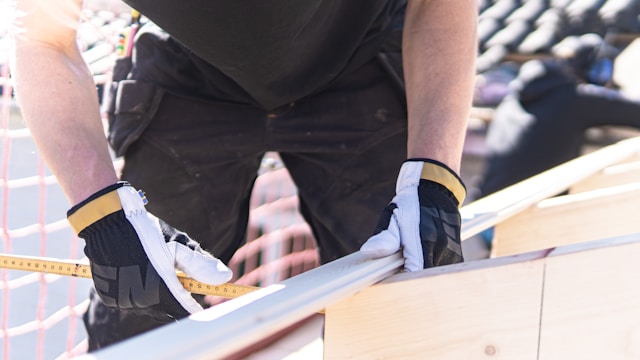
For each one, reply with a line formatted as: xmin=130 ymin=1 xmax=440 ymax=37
xmin=107 ymin=79 xmax=165 ymax=157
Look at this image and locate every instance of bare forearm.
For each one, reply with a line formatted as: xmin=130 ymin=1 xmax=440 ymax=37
xmin=13 ymin=43 xmax=119 ymax=205
xmin=403 ymin=0 xmax=477 ymax=173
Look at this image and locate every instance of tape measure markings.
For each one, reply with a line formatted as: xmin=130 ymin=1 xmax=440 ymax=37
xmin=0 ymin=253 xmax=258 ymax=298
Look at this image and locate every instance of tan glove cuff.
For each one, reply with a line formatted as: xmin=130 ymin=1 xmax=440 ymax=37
xmin=66 ymin=183 xmax=129 ymax=235
xmin=420 ymin=161 xmax=466 ymax=207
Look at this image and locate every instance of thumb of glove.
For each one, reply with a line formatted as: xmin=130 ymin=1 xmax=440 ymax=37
xmin=360 ymin=203 xmax=401 ymax=258
xmin=161 ymin=220 xmax=233 ymax=285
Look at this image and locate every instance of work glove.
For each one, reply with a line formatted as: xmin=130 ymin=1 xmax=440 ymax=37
xmin=361 ymin=159 xmax=466 ymax=271
xmin=67 ymin=182 xmax=232 ymax=321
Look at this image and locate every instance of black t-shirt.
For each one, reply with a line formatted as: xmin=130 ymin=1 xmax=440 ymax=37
xmin=124 ymin=0 xmax=406 ymax=110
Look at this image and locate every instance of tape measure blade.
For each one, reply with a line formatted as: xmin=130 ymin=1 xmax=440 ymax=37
xmin=177 ymin=277 xmax=258 ymax=298
xmin=0 ymin=253 xmax=91 ymax=278
xmin=1 ymin=253 xmax=259 ymax=298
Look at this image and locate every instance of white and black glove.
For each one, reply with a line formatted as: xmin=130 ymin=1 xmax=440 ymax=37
xmin=67 ymin=182 xmax=232 ymax=321
xmin=361 ymin=159 xmax=466 ymax=271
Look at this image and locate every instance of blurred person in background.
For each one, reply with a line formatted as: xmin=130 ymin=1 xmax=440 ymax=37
xmin=10 ymin=0 xmax=477 ymax=350
xmin=479 ymin=33 xmax=640 ymax=198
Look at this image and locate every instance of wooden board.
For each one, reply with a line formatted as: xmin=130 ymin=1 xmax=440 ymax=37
xmin=492 ymin=182 xmax=640 ymax=257
xmin=570 ymin=160 xmax=640 ymax=194
xmin=539 ymin=234 xmax=640 ymax=359
xmin=325 ymin=251 xmax=546 ymax=359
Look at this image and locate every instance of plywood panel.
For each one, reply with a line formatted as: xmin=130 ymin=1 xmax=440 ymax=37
xmin=538 ymin=233 xmax=640 ymax=359
xmin=492 ymin=183 xmax=640 ymax=257
xmin=324 ymin=252 xmax=546 ymax=359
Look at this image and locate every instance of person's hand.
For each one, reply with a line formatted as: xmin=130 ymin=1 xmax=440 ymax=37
xmin=360 ymin=159 xmax=466 ymax=271
xmin=67 ymin=182 xmax=232 ymax=321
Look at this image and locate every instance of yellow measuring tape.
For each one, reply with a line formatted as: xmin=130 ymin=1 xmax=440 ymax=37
xmin=0 ymin=253 xmax=258 ymax=298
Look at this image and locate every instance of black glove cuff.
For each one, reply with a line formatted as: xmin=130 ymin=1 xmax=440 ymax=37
xmin=419 ymin=179 xmax=460 ymax=208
